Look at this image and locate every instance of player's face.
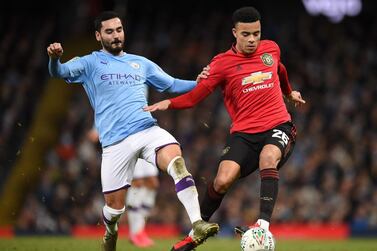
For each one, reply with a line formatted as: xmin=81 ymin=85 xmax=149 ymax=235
xmin=95 ymin=18 xmax=125 ymax=55
xmin=232 ymin=21 xmax=261 ymax=55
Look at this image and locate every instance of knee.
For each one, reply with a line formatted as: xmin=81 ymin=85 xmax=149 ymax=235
xmin=156 ymin=144 xmax=182 ymax=171
xmin=167 ymin=156 xmax=191 ymax=179
xmin=259 ymin=152 xmax=280 ymax=169
xmin=105 ymin=199 xmax=125 ymax=210
xmin=213 ymin=176 xmax=232 ymax=194
xmin=106 ymin=201 xmax=125 ymax=210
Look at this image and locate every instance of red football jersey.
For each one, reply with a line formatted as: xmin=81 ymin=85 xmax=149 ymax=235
xmin=170 ymin=40 xmax=291 ymax=134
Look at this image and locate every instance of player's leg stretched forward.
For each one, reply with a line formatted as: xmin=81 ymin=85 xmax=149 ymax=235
xmin=171 ymin=159 xmax=240 ymax=251
xmin=156 ymin=143 xmax=219 ymax=247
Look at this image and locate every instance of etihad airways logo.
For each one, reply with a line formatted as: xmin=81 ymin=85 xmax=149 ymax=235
xmin=101 ymin=73 xmax=143 ymax=86
xmin=242 ymin=71 xmax=272 ymax=86
xmin=101 ymin=73 xmax=142 ymax=81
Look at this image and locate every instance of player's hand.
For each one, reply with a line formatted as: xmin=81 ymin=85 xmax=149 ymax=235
xmin=47 ymin=42 xmax=64 ymax=59
xmin=143 ymin=100 xmax=171 ymax=112
xmin=287 ymin=90 xmax=306 ymax=107
xmin=196 ymin=65 xmax=210 ymax=83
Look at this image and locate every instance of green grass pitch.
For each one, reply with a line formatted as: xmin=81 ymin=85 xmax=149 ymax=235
xmin=0 ymin=237 xmax=376 ymax=251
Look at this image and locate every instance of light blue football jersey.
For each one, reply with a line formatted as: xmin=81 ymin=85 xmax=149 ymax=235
xmin=59 ymin=50 xmax=186 ymax=146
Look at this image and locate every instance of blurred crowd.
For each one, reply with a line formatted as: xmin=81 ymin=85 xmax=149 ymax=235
xmin=0 ymin=12 xmax=56 ymax=190
xmin=3 ymin=1 xmax=377 ymax=236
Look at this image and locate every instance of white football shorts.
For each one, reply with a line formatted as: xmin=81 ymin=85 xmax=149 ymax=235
xmin=101 ymin=126 xmax=178 ymax=193
xmin=133 ymin=158 xmax=159 ymax=179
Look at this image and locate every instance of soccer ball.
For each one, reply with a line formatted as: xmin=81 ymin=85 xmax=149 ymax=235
xmin=240 ymin=227 xmax=275 ymax=251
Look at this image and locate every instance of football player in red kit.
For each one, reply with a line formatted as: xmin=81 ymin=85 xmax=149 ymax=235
xmin=145 ymin=6 xmax=305 ymax=251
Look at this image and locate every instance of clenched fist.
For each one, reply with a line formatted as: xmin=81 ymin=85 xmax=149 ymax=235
xmin=47 ymin=42 xmax=64 ymax=59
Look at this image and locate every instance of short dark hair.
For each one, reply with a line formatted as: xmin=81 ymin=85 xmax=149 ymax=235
xmin=232 ymin=7 xmax=261 ymax=26
xmin=94 ymin=11 xmax=122 ymax=31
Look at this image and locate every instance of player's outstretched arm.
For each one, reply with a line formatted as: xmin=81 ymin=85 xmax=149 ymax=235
xmin=165 ymin=65 xmax=210 ymax=94
xmin=145 ymin=82 xmax=213 ymax=113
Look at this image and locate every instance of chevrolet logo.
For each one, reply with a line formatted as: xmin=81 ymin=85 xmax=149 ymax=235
xmin=242 ymin=71 xmax=272 ymax=85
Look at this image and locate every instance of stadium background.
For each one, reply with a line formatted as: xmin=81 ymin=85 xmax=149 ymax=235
xmin=0 ymin=0 xmax=376 ymax=242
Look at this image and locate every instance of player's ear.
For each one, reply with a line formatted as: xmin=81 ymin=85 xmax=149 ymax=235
xmin=95 ymin=31 xmax=101 ymax=42
xmin=232 ymin=27 xmax=237 ymax=39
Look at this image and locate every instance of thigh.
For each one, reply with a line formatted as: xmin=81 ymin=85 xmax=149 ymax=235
xmin=220 ymin=133 xmax=259 ymax=178
xmin=264 ymin=121 xmax=297 ymax=169
xmin=139 ymin=126 xmax=180 ymax=169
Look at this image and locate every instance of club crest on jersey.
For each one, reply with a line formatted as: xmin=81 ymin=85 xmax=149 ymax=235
xmin=242 ymin=71 xmax=272 ymax=86
xmin=261 ymin=53 xmax=274 ymax=66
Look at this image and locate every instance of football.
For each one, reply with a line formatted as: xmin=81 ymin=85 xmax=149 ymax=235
xmin=240 ymin=227 xmax=275 ymax=251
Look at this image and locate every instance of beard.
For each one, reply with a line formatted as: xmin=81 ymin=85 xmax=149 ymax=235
xmin=102 ymin=39 xmax=124 ymax=55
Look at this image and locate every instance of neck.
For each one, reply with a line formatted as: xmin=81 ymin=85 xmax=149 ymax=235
xmin=234 ymin=44 xmax=252 ymax=56
xmin=235 ymin=43 xmax=243 ymax=53
xmin=234 ymin=43 xmax=258 ymax=57
xmin=103 ymin=49 xmax=124 ymax=56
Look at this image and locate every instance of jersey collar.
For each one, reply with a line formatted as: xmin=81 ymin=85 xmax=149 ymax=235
xmin=100 ymin=49 xmax=126 ymax=57
xmin=230 ymin=43 xmax=259 ymax=57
